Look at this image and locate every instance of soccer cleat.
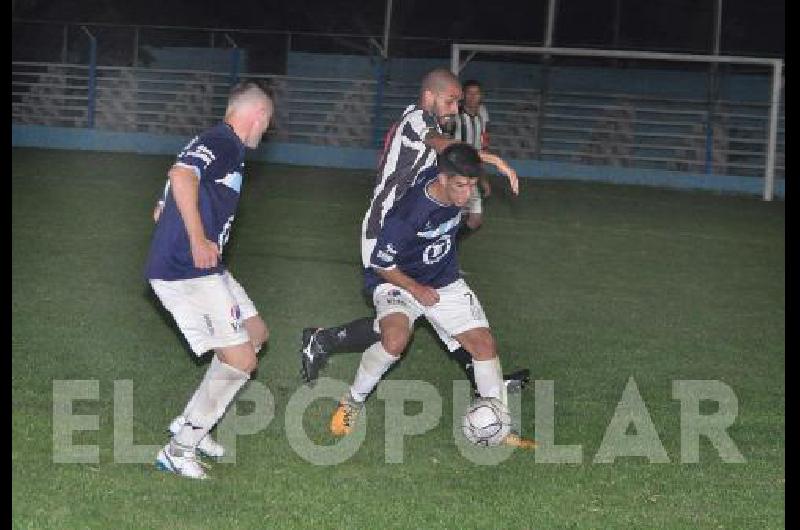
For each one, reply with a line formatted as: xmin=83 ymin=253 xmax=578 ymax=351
xmin=300 ymin=327 xmax=330 ymax=383
xmin=501 ymin=432 xmax=537 ymax=450
xmin=503 ymin=368 xmax=531 ymax=394
xmin=155 ymin=442 xmax=209 ymax=479
xmin=329 ymin=392 xmax=364 ymax=437
xmin=168 ymin=416 xmax=225 ymax=459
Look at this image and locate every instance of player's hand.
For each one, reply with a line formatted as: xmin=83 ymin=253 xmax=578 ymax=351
xmin=190 ymin=238 xmax=219 ymax=269
xmin=411 ymin=284 xmax=440 ymax=307
xmin=479 ymin=152 xmax=519 ymax=196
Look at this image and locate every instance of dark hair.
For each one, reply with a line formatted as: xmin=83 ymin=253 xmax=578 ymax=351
xmin=438 ymin=143 xmax=483 ymax=178
xmin=462 ymin=79 xmax=482 ymax=91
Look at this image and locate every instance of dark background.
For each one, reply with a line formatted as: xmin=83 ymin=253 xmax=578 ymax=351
xmin=12 ymin=0 xmax=785 ymax=58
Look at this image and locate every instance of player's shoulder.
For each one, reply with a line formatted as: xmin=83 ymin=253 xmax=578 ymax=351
xmin=203 ymin=122 xmax=241 ymax=145
xmin=402 ymin=105 xmax=436 ymax=127
xmin=394 ymin=178 xmax=438 ymax=224
xmin=191 ymin=123 xmax=242 ymax=157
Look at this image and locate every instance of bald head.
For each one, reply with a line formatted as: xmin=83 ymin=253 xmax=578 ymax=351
xmin=419 ymin=68 xmax=462 ymax=126
xmin=421 ymin=68 xmax=460 ymax=96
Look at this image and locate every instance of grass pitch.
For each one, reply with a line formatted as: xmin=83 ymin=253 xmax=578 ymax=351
xmin=12 ymin=147 xmax=784 ymax=529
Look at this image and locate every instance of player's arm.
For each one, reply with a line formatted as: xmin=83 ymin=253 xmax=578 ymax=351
xmin=377 ymin=267 xmax=439 ymax=307
xmin=478 ymin=151 xmax=519 ymax=195
xmin=424 ymin=131 xmax=459 ymax=154
xmin=168 ymin=164 xmax=219 ymax=268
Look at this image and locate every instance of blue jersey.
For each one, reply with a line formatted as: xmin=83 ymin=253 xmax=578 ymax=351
xmin=365 ymin=168 xmax=462 ymax=294
xmin=144 ymin=122 xmax=246 ymax=281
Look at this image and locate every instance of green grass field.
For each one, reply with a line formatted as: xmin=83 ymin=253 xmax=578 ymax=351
xmin=12 ymin=147 xmax=784 ymax=529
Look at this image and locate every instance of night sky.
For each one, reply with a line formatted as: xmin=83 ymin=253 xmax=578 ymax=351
xmin=12 ymin=0 xmax=785 ymax=58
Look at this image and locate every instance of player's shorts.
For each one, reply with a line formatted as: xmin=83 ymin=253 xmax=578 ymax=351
xmin=150 ymin=271 xmax=258 ymax=356
xmin=463 ymin=185 xmax=483 ymax=215
xmin=372 ymin=279 xmax=490 ymax=352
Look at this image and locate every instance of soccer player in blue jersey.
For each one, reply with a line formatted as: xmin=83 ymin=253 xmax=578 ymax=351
xmin=329 ymin=143 xmax=535 ymax=449
xmin=145 ymin=80 xmax=273 ymax=479
xmin=300 ymin=69 xmax=530 ymax=393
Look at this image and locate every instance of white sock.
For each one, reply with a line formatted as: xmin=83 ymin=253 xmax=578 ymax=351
xmin=180 ymin=355 xmax=223 ymax=418
xmin=349 ymin=342 xmax=398 ymax=402
xmin=472 ymin=356 xmax=507 ymax=406
xmin=173 ymin=356 xmax=250 ymax=449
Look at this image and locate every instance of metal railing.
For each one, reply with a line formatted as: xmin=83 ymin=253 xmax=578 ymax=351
xmin=11 ymin=60 xmax=784 ymax=179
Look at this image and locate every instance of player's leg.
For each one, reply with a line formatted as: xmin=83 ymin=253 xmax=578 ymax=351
xmin=446 ymin=346 xmax=530 ymax=395
xmin=299 ymin=231 xmax=384 ymax=382
xmin=330 ymin=285 xmax=420 ymax=436
xmin=330 ymin=313 xmax=410 ymax=436
xmin=300 ymin=316 xmax=380 ymax=383
xmin=453 ymin=327 xmax=504 ymax=402
xmin=162 ymin=342 xmax=255 ymax=477
xmin=425 ymin=280 xmax=535 ymax=449
xmin=434 ymin=277 xmax=529 ymax=393
xmin=151 ymin=274 xmax=256 ymax=478
xmin=244 ymin=315 xmax=269 ymax=353
xmin=169 ymin=272 xmax=267 ymax=458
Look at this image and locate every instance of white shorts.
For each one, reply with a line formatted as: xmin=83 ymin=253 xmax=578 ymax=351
xmin=463 ymin=185 xmax=482 ymax=215
xmin=150 ymin=271 xmax=258 ymax=356
xmin=372 ymin=279 xmax=490 ymax=352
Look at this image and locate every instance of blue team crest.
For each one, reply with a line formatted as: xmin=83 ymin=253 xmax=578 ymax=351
xmin=423 ymin=235 xmax=452 ymax=265
xmin=215 ymin=171 xmax=243 ymax=193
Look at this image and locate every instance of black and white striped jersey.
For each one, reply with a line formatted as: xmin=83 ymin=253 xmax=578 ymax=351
xmin=363 ymin=104 xmax=441 ymax=240
xmin=453 ymin=104 xmax=489 ymax=151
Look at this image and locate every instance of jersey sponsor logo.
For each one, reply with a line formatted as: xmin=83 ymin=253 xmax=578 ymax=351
xmin=214 ymin=170 xmax=243 ymax=193
xmin=423 ymin=234 xmax=452 ymax=265
xmin=417 ymin=214 xmax=462 ymax=239
xmin=385 ymin=288 xmax=405 ymax=305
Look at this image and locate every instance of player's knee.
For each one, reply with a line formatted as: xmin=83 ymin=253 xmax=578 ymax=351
xmin=246 ymin=317 xmax=269 ymax=353
xmin=465 ymin=330 xmax=496 ymax=361
xmin=253 ymin=324 xmax=269 ymax=352
xmin=217 ymin=344 xmax=258 ymax=374
xmin=381 ymin=331 xmax=409 ymax=357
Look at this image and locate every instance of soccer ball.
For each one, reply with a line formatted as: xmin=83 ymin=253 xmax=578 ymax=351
xmin=461 ymin=397 xmax=511 ymax=447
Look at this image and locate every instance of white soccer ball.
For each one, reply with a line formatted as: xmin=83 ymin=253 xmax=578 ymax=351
xmin=461 ymin=397 xmax=511 ymax=447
